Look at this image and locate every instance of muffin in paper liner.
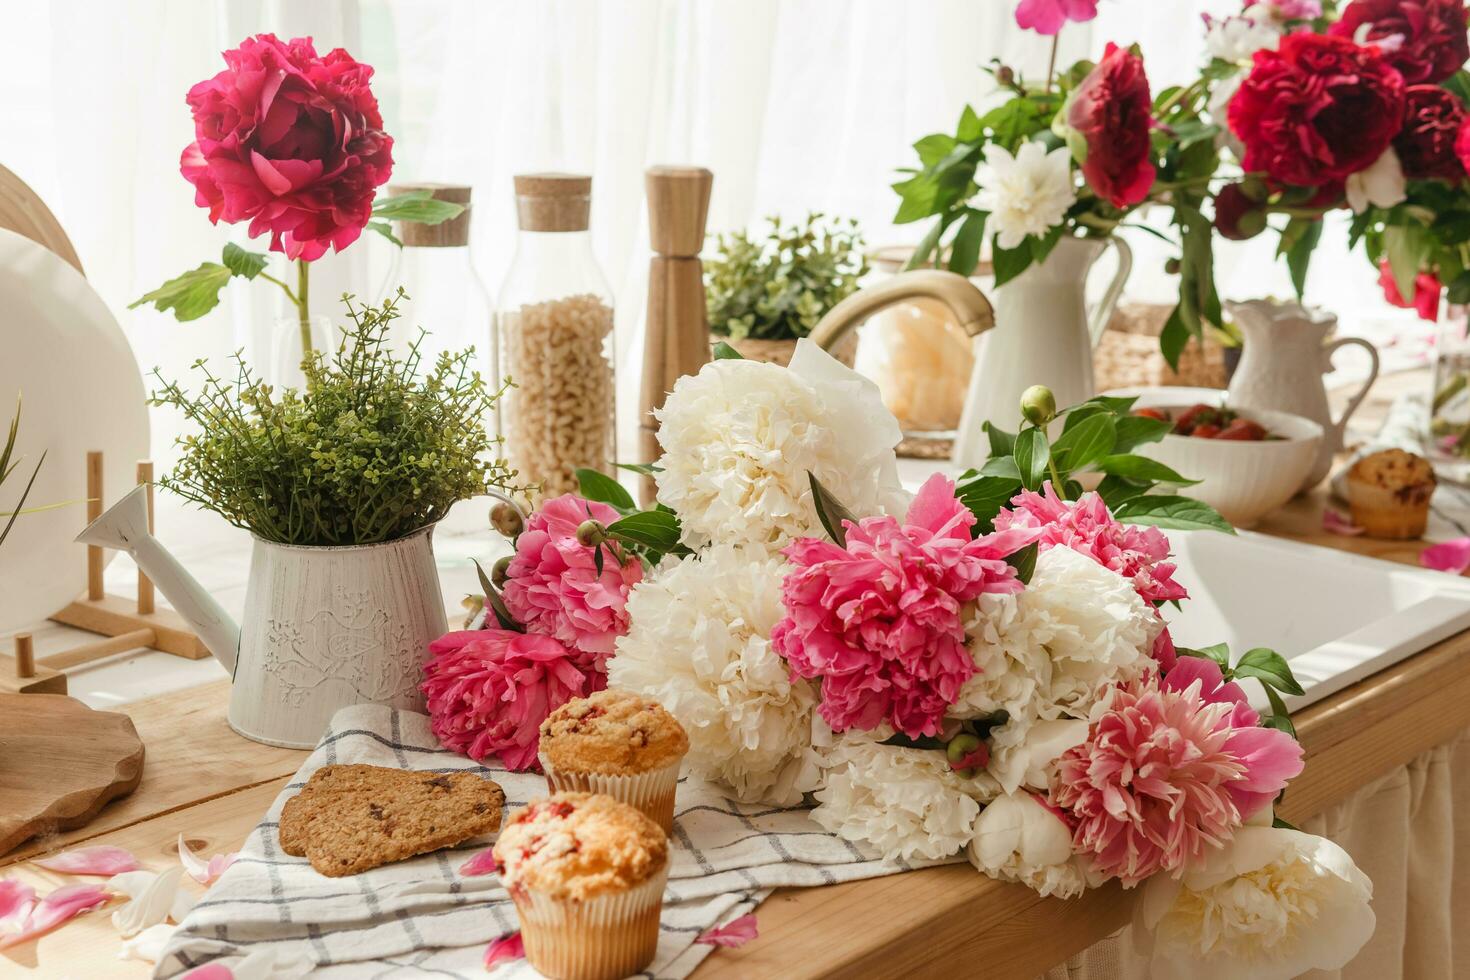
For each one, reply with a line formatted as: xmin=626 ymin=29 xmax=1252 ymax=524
xmin=540 ymin=754 xmax=682 ymax=834
xmin=511 ymin=864 xmax=669 ymax=980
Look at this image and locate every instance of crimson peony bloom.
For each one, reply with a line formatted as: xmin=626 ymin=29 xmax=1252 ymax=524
xmin=1329 ymin=0 xmax=1469 ymax=85
xmin=1014 ymin=0 xmax=1099 ymax=35
xmin=1230 ymin=33 xmax=1406 ymax=189
xmin=1068 ymin=44 xmax=1157 ymax=209
xmin=1049 ymin=657 xmax=1303 ymax=886
xmin=772 ymin=474 xmax=1039 ymax=739
xmin=1378 ymin=259 xmax=1444 ymax=321
xmin=1395 ymin=86 xmax=1468 ymax=179
xmin=180 ymin=34 xmax=394 ymax=262
xmin=421 ymin=629 xmax=604 ymax=770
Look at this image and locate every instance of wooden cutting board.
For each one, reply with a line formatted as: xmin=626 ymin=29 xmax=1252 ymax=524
xmin=0 ymin=693 xmax=145 ymax=855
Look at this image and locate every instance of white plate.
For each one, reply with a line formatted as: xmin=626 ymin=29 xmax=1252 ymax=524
xmin=0 ymin=227 xmax=149 ymax=632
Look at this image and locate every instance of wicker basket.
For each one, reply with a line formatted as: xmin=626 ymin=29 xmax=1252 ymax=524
xmin=716 ymin=330 xmax=859 ymax=368
xmin=1093 ymin=303 xmax=1228 ymax=392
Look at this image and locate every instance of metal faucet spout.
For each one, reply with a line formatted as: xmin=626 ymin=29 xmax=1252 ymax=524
xmin=808 ymin=269 xmax=995 ymax=351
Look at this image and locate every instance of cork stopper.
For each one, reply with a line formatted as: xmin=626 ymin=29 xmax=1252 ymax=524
xmin=515 ymin=173 xmax=592 ymax=232
xmin=390 ymin=183 xmax=472 ymax=247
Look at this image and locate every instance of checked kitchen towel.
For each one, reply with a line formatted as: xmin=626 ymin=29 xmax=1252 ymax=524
xmin=156 ymin=704 xmax=945 ymax=979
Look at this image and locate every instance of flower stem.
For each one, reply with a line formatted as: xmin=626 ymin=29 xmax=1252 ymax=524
xmin=1045 ymin=35 xmax=1060 ymax=93
xmin=295 ymin=258 xmax=312 ymax=359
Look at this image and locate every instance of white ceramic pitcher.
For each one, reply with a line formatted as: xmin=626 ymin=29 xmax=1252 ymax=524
xmin=1225 ymin=299 xmax=1380 ymax=490
xmin=951 ymin=235 xmax=1132 ymax=466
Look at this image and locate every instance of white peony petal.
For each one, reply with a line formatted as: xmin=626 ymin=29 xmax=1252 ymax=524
xmin=111 ymin=866 xmax=184 ymax=938
xmin=117 ymin=922 xmax=177 ymax=963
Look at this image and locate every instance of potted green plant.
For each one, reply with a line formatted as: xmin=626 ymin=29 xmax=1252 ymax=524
xmin=705 ymin=212 xmax=868 ymax=366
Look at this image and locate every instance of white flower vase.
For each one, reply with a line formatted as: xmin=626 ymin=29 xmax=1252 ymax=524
xmin=951 ymin=236 xmax=1132 ymax=467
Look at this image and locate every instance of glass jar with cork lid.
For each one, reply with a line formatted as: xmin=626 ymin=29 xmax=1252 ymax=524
xmin=496 ymin=173 xmax=616 ymax=499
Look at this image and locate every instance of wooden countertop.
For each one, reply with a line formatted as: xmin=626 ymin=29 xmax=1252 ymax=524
xmin=4 ymin=378 xmax=1466 ymax=978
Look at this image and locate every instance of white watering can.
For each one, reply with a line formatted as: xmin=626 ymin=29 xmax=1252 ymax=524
xmin=77 ymin=485 xmax=458 ymax=749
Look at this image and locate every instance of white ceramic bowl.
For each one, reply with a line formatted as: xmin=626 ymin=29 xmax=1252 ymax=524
xmin=1106 ymin=387 xmax=1324 ymax=529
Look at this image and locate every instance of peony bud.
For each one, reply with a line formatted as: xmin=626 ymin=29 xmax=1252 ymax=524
xmin=1019 ymin=385 xmax=1057 ymax=426
xmin=491 ymin=555 xmax=512 ymax=588
xmin=1213 ymin=183 xmax=1268 ymax=241
xmin=1164 ymin=258 xmax=1182 ymax=275
xmin=490 ymin=501 xmax=524 ymax=538
xmin=946 ymin=733 xmax=988 ymax=776
xmin=576 ymin=519 xmax=608 ymax=548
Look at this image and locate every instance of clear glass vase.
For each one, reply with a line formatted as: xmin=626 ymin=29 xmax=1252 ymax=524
xmin=264 ymin=314 xmax=337 ymax=391
xmin=1429 ymin=303 xmax=1470 ymax=460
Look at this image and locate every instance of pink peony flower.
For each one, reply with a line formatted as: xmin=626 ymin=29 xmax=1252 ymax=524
xmin=1015 ymin=0 xmax=1099 ymax=35
xmin=421 ymin=629 xmax=603 ymax=770
xmin=1151 ymin=626 xmax=1178 ymax=672
xmin=181 ymin=34 xmax=393 ymax=261
xmin=1244 ymin=0 xmax=1322 ymax=19
xmin=1049 ymin=658 xmax=1302 ymax=885
xmin=501 ymin=495 xmax=642 ymax=667
xmin=773 ymin=474 xmax=1040 ymax=739
xmin=1422 ymin=537 xmax=1470 ymax=574
xmin=995 ymin=485 xmax=1188 ymax=606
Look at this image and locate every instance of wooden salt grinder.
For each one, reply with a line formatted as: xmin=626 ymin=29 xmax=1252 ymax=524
xmin=639 ymin=166 xmax=714 ymax=505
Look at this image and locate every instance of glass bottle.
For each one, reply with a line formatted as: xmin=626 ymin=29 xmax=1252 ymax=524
xmin=1429 ymin=303 xmax=1470 ymax=460
xmin=496 ymin=173 xmax=616 ymax=499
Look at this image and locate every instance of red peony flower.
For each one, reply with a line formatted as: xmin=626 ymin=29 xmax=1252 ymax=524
xmin=1229 ymin=33 xmax=1406 ymax=188
xmin=180 ymin=34 xmax=394 ymax=262
xmin=1378 ymin=259 xmax=1444 ymax=321
xmin=1213 ymin=183 xmax=1267 ymax=240
xmin=1396 ymin=86 xmax=1468 ymax=179
xmin=1329 ymin=0 xmax=1469 ymax=85
xmin=1068 ymin=44 xmax=1157 ymax=209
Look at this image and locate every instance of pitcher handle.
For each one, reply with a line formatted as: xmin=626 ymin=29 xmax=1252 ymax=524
xmin=1322 ymin=336 xmax=1380 ymax=448
xmin=1088 ymin=237 xmax=1133 ymax=348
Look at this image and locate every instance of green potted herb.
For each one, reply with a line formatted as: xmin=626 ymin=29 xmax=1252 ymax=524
xmin=705 ymin=213 xmax=868 ymax=366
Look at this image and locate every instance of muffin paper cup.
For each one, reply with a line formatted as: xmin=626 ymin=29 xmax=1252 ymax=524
xmin=540 ymin=755 xmax=682 ymax=834
xmin=512 ymin=864 xmax=669 ymax=980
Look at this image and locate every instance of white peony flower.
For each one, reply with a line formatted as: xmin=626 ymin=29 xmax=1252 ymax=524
xmin=975 ymin=142 xmax=1077 ymax=251
xmin=1346 ymin=147 xmax=1407 ymax=215
xmin=987 ymin=716 xmax=1089 ymax=795
xmin=1136 ymin=826 xmax=1375 ymax=980
xmin=1204 ymin=15 xmax=1280 ymax=63
xmin=653 ymin=339 xmax=907 ymax=554
xmin=608 ymin=544 xmax=818 ymax=804
xmin=812 ymin=734 xmax=996 ymax=862
xmin=968 ymin=791 xmax=1087 ymax=898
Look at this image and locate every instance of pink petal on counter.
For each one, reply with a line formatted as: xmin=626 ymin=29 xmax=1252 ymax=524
xmin=0 ymin=883 xmax=110 ymax=949
xmin=1422 ymin=538 xmax=1470 ymax=574
xmin=178 ymin=835 xmax=237 ymax=885
xmin=458 ymin=850 xmax=500 ymax=876
xmin=696 ymin=913 xmax=759 ymax=948
xmin=0 ymin=879 xmax=36 ymax=933
xmin=178 ymin=966 xmax=234 ymax=979
xmin=484 ymin=932 xmax=525 ymax=969
xmin=1322 ymin=509 xmax=1365 ymax=536
xmin=33 ymin=845 xmax=140 ymax=876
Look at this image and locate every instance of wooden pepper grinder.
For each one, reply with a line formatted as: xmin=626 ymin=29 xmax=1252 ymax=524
xmin=639 ymin=166 xmax=714 ymax=505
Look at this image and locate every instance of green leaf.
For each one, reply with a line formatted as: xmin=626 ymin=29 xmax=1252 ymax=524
xmin=913 ymin=133 xmax=959 ymax=168
xmin=1233 ymin=647 xmax=1306 ymax=696
xmin=614 ymin=461 xmax=663 ymax=476
xmin=956 ymin=104 xmax=984 ymax=143
xmin=983 ymin=421 xmax=1016 ymax=458
xmin=808 ymin=471 xmax=858 ymax=547
xmin=575 ymin=468 xmax=636 ymax=512
xmin=906 ymin=214 xmax=950 ymax=270
xmin=1113 ymin=414 xmax=1174 ymax=452
xmin=607 ymin=509 xmax=684 ymax=552
xmin=712 ymin=341 xmax=745 ymax=360
xmin=1013 ymin=427 xmax=1050 ymax=490
xmin=471 ymin=559 xmax=522 ymax=632
xmin=128 ymin=262 xmax=233 ymax=321
xmin=1096 ymin=454 xmax=1199 ymax=486
xmin=1159 ymin=304 xmax=1191 ymax=373
xmin=366 ymin=220 xmax=404 ymax=248
xmin=1449 ymin=271 xmax=1470 ymax=306
xmin=1052 ymin=413 xmax=1116 ymax=474
xmin=1263 ymin=685 xmax=1298 ymax=740
xmin=992 ymin=241 xmax=1034 ymax=287
xmin=1113 ymin=494 xmax=1234 ymax=533
xmin=1283 ymin=218 xmax=1323 ymax=299
xmin=879 ymin=732 xmax=948 ymax=751
xmin=221 ymin=243 xmax=268 ymax=280
xmin=1271 ymin=814 xmax=1301 ymax=830
xmin=948 ymin=210 xmax=988 ymax=276
xmin=1006 ymin=541 xmax=1038 ymax=585
xmin=957 ymin=475 xmax=1023 ymax=530
xmin=1179 ymin=642 xmax=1232 ymax=671
xmin=370 ymin=190 xmax=465 ymax=225
xmin=980 ymin=456 xmax=1023 ymax=480
xmin=1096 ymin=473 xmax=1148 ymax=509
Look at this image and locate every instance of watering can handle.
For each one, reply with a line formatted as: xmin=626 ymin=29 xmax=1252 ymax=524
xmin=1088 ymin=237 xmax=1133 ymax=348
xmin=1322 ymin=336 xmax=1381 ymax=448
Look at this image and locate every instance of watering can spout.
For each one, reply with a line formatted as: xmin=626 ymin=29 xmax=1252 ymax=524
xmin=75 ymin=485 xmax=240 ymax=673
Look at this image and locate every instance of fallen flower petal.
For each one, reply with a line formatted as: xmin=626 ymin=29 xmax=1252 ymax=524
xmin=1422 ymin=537 xmax=1470 ymax=574
xmin=177 ymin=948 xmax=313 ymax=980
xmin=178 ymin=966 xmax=234 ymax=980
xmin=484 ymin=932 xmax=525 ymax=970
xmin=118 ymin=922 xmax=178 ymax=964
xmin=0 ymin=878 xmax=36 ymax=933
xmin=1322 ymin=509 xmax=1365 ymax=536
xmin=0 ymin=882 xmax=111 ymax=949
xmin=34 ymin=845 xmax=140 ymax=877
xmin=697 ymin=913 xmax=759 ymax=948
xmin=458 ymin=850 xmax=500 ymax=876
xmin=178 ymin=834 xmax=237 ymax=886
xmin=113 ymin=867 xmax=187 ymax=938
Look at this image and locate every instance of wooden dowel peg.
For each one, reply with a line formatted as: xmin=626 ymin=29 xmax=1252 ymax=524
xmin=136 ymin=461 xmax=155 ymax=615
xmin=14 ymin=633 xmax=34 ymax=678
xmin=86 ymin=451 xmax=104 ymax=600
xmin=40 ymin=628 xmax=156 ymax=671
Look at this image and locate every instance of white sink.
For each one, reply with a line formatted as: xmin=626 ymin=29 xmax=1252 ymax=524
xmin=1166 ymin=531 xmax=1470 ymax=711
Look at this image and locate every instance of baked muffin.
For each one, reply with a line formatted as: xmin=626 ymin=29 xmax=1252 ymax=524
xmin=1345 ymin=448 xmax=1436 ymax=539
xmin=494 ymin=792 xmax=669 ymax=980
xmin=539 ymin=689 xmax=689 ymax=833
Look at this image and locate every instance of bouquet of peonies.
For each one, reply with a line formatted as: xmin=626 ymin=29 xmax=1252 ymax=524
xmin=434 ymin=341 xmax=1374 ymax=977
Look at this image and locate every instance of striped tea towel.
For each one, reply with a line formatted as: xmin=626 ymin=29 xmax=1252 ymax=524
xmin=156 ymin=704 xmax=948 ymax=978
